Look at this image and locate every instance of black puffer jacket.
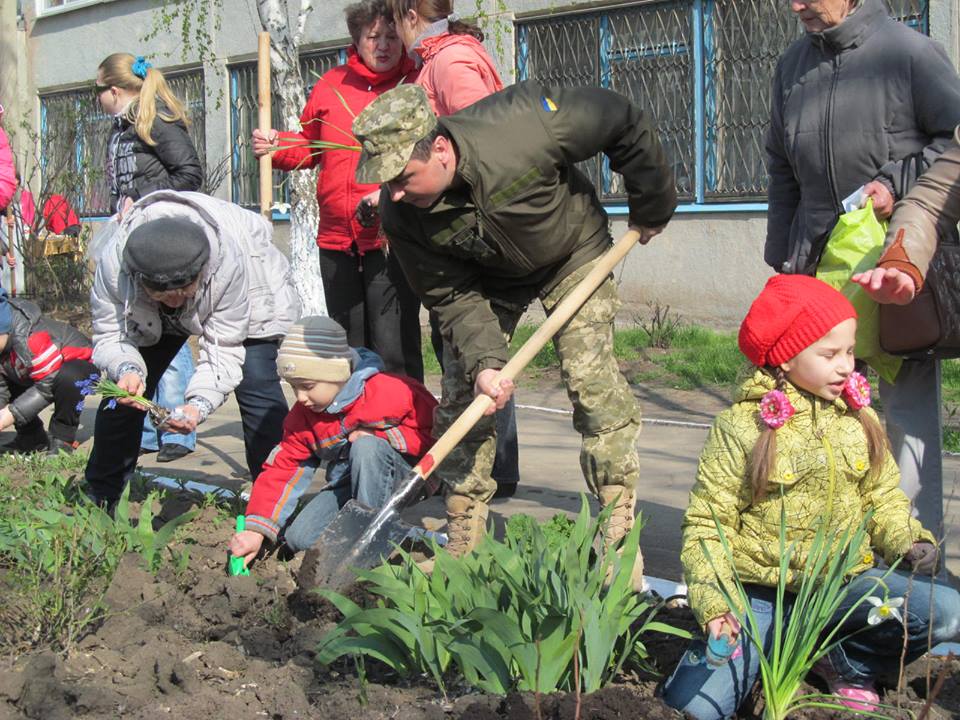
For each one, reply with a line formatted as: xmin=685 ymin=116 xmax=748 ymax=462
xmin=765 ymin=0 xmax=960 ymax=276
xmin=107 ymin=112 xmax=203 ymax=214
xmin=0 ymin=298 xmax=92 ymax=425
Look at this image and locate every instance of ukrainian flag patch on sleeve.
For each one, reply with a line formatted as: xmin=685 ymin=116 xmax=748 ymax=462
xmin=540 ymin=95 xmax=558 ymax=112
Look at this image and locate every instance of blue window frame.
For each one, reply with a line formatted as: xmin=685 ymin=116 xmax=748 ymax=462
xmin=39 ymin=68 xmax=206 ymax=219
xmin=516 ymin=0 xmax=929 ymax=213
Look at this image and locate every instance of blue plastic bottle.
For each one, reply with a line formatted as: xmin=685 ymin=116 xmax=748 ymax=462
xmin=705 ymin=622 xmax=736 ymax=666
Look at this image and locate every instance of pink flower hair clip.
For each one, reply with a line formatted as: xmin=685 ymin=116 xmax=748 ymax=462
xmin=759 ymin=389 xmax=795 ymax=429
xmin=843 ymin=371 xmax=871 ymax=410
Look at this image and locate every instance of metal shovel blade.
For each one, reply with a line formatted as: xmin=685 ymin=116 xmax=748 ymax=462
xmin=297 ymin=500 xmax=413 ymax=593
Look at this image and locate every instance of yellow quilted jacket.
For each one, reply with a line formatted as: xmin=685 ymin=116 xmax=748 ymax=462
xmin=681 ymin=370 xmax=934 ymax=628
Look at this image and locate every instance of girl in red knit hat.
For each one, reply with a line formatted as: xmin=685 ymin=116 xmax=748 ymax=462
xmin=662 ymin=275 xmax=958 ymax=719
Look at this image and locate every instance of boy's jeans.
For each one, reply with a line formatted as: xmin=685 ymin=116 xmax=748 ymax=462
xmin=662 ymin=569 xmax=960 ymax=720
xmin=141 ymin=344 xmax=196 ymax=451
xmin=284 ymin=434 xmax=410 ymax=553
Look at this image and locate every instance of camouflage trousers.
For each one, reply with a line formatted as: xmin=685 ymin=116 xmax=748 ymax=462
xmin=433 ymin=257 xmax=642 ymax=502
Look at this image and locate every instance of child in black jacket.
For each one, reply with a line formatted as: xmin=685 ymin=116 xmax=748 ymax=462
xmin=0 ymin=290 xmax=98 ymax=454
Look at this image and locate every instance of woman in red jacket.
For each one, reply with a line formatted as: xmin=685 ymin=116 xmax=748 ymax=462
xmin=253 ymin=0 xmax=422 ymax=380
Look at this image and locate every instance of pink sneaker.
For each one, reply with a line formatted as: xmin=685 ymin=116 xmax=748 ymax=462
xmin=811 ymin=658 xmax=880 ymax=712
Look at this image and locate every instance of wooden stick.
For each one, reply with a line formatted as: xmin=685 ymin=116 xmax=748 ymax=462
xmin=4 ymin=205 xmax=15 ymax=296
xmin=414 ymin=229 xmax=641 ymax=480
xmin=257 ymin=31 xmax=273 ymax=218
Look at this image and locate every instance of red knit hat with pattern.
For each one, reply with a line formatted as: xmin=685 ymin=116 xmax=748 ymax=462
xmin=738 ymin=275 xmax=857 ymax=367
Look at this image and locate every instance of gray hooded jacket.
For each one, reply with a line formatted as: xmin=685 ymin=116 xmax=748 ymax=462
xmin=91 ymin=191 xmax=299 ymax=411
xmin=765 ymin=0 xmax=960 ymax=275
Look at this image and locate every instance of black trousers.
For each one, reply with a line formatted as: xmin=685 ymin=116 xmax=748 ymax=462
xmin=318 ymin=247 xmax=423 ymax=381
xmin=84 ymin=334 xmax=288 ymax=502
xmin=9 ymin=358 xmax=99 ymax=443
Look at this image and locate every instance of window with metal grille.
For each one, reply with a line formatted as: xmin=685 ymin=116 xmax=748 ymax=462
xmin=229 ymin=46 xmax=348 ymax=210
xmin=39 ymin=68 xmax=207 ymax=218
xmin=516 ymin=0 xmax=929 ymax=208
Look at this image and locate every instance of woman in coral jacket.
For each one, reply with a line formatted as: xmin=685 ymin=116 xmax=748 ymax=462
xmin=252 ymin=0 xmax=422 ymax=381
xmin=389 ymin=0 xmax=502 ymax=116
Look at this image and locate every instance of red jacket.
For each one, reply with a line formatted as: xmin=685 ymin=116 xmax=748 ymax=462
xmin=245 ymin=368 xmax=437 ymax=542
xmin=42 ymin=194 xmax=81 ymax=235
xmin=272 ymin=49 xmax=416 ymax=254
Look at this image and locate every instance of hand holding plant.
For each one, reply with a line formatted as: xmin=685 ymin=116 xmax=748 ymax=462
xmin=75 ymin=372 xmax=170 ymax=425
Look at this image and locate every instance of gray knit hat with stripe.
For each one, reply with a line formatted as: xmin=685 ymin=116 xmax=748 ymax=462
xmin=277 ymin=316 xmax=357 ymax=382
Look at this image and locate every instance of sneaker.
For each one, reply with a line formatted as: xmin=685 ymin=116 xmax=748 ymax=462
xmin=157 ymin=444 xmax=192 ymax=463
xmin=811 ymin=658 xmax=880 ymax=712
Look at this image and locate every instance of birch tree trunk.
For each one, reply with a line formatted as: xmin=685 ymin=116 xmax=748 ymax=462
xmin=257 ymin=0 xmax=326 ymax=316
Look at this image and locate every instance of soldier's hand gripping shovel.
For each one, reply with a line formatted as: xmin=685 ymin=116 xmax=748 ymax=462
xmin=298 ymin=228 xmax=644 ymax=592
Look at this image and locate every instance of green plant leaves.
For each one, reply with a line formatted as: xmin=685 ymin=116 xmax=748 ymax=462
xmin=0 ymin=458 xmax=200 ymax=652
xmin=701 ymin=501 xmax=896 ymax=720
xmin=316 ymin=496 xmax=688 ymax=697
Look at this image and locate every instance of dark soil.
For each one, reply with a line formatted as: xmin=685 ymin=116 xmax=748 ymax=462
xmin=0 ymin=498 xmax=957 ymax=719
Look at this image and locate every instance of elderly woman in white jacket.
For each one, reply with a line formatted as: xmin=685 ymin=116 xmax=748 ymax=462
xmin=85 ymin=190 xmax=299 ymax=505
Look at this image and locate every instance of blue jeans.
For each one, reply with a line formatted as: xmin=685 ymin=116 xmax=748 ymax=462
xmin=141 ymin=344 xmax=196 ymax=451
xmin=283 ymin=434 xmax=411 ymax=553
xmin=662 ymin=569 xmax=960 ymax=720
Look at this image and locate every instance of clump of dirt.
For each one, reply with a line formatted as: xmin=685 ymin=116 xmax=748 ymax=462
xmin=0 ymin=499 xmax=956 ymax=719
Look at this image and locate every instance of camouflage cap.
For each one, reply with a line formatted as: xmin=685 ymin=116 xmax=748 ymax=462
xmin=353 ymin=84 xmax=438 ymax=185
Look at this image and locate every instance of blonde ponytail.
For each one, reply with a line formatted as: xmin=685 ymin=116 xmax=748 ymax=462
xmin=748 ymin=367 xmax=787 ymax=503
xmin=97 ymin=53 xmax=189 ymax=147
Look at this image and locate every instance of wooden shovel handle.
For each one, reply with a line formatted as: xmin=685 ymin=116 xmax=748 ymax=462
xmin=5 ymin=205 xmax=15 ymax=296
xmin=257 ymin=32 xmax=273 ymax=218
xmin=415 ymin=228 xmax=642 ymax=479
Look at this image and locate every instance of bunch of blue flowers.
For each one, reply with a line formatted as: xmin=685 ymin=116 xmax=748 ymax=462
xmin=74 ymin=373 xmax=170 ymax=424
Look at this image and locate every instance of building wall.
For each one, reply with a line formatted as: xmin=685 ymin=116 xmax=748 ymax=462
xmin=14 ymin=0 xmax=960 ymax=325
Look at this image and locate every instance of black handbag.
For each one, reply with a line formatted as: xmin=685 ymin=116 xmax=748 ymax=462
xmin=879 ymin=238 xmax=960 ymax=359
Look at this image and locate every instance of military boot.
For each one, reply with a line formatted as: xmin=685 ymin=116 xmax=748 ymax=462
xmin=444 ymin=494 xmax=489 ymax=557
xmin=598 ymin=486 xmax=645 ymax=593
xmin=418 ymin=494 xmax=489 ymax=574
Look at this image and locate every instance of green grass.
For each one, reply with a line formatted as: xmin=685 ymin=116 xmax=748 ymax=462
xmin=421 ymin=322 xmax=744 ymax=390
xmin=419 ymin=323 xmax=960 ymax=435
xmin=647 ymin=325 xmax=745 ymax=390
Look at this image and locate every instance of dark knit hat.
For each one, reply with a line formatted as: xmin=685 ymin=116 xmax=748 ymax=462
xmin=277 ymin=316 xmax=357 ymax=382
xmin=0 ymin=289 xmax=10 ymax=335
xmin=123 ymin=217 xmax=210 ymax=290
xmin=739 ymin=275 xmax=857 ymax=367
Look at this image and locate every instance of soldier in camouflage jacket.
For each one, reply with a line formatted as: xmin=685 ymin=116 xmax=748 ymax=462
xmin=351 ymin=81 xmax=677 ymax=581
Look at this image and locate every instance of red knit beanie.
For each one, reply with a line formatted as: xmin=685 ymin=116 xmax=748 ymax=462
xmin=738 ymin=275 xmax=857 ymax=367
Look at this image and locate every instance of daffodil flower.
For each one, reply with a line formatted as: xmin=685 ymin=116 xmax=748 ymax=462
xmin=866 ymin=595 xmax=903 ymax=625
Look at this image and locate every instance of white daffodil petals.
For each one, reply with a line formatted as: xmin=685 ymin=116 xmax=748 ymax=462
xmin=866 ymin=596 xmax=905 ymax=626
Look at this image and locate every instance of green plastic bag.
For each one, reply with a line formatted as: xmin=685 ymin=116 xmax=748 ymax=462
xmin=816 ymin=198 xmax=902 ymax=384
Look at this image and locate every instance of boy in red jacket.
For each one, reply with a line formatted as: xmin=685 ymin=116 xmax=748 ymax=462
xmin=228 ymin=316 xmax=437 ymax=566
